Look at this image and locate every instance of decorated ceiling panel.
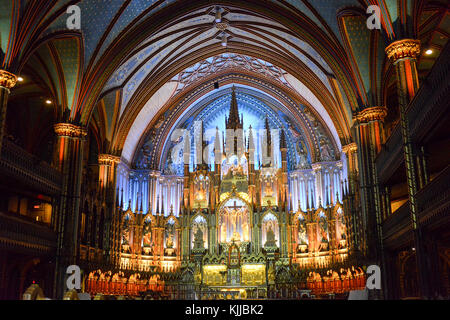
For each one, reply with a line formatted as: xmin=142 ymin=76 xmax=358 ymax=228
xmin=2 ymin=0 xmax=447 ymax=166
xmin=103 ymin=5 xmax=340 ymax=121
xmin=121 ymin=80 xmax=178 ymax=163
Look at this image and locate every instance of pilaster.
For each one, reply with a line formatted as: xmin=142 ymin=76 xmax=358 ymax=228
xmin=0 ymin=70 xmax=17 ymax=151
xmin=386 ymin=38 xmax=430 ymax=298
xmin=52 ymin=123 xmax=87 ymax=298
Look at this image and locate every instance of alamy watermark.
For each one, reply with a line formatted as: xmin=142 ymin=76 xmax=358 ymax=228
xmin=66 ymin=265 xmax=81 ymax=290
xmin=366 ymin=265 xmax=381 ymax=290
xmin=66 ymin=5 xmax=81 ymax=30
xmin=366 ymin=5 xmax=381 ymax=30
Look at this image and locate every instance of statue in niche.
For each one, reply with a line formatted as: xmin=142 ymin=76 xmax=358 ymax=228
xmin=318 ymin=217 xmax=329 ymax=251
xmin=193 ymin=227 xmax=205 ymax=250
xmin=163 ymin=150 xmax=175 ymax=175
xmin=122 ymin=219 xmax=130 ymax=246
xmin=165 ymin=222 xmax=175 ymax=250
xmin=265 ymin=178 xmax=273 ymax=196
xmin=296 ymin=141 xmax=309 ymax=169
xmin=166 ymin=234 xmax=174 ymax=248
xmin=298 ymin=222 xmax=308 ymax=245
xmin=320 ymin=138 xmax=333 ymax=161
xmin=264 ymin=225 xmax=277 ymax=247
xmin=143 ymin=222 xmax=152 ymax=247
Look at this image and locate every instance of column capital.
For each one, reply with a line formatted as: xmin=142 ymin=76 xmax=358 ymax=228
xmin=311 ymin=163 xmax=322 ymax=171
xmin=54 ymin=123 xmax=87 ymax=138
xmin=355 ymin=106 xmax=387 ymax=123
xmin=385 ymin=39 xmax=421 ymax=63
xmin=0 ymin=70 xmax=17 ymax=89
xmin=98 ymin=154 xmax=121 ymax=166
xmin=342 ymin=142 xmax=357 ymax=154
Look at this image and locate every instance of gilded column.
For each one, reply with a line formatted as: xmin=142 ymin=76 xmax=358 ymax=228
xmin=386 ymin=39 xmax=430 ymax=298
xmin=342 ymin=142 xmax=358 ymax=253
xmin=98 ymin=154 xmax=121 ymax=264
xmin=353 ymin=107 xmax=387 ymax=261
xmin=52 ymin=123 xmax=87 ymax=298
xmin=0 ymin=70 xmax=17 ymax=151
xmin=312 ymin=163 xmax=323 ymax=207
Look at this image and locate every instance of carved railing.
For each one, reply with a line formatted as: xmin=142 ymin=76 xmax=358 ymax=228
xmin=0 ymin=139 xmax=61 ymax=195
xmin=376 ymin=42 xmax=450 ymax=183
xmin=382 ymin=201 xmax=412 ymax=247
xmin=416 ymin=165 xmax=450 ymax=227
xmin=382 ymin=166 xmax=450 ymax=247
xmin=0 ymin=211 xmax=56 ymax=254
xmin=407 ymin=42 xmax=450 ymax=142
xmin=376 ymin=125 xmax=403 ymax=184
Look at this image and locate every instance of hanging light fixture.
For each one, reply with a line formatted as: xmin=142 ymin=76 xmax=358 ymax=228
xmin=221 ymin=32 xmax=227 ymax=47
xmin=215 ymin=7 xmax=222 ymax=23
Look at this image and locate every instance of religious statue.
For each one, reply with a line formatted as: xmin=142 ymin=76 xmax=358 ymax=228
xmin=319 ymin=230 xmax=329 ymax=251
xmin=265 ymin=178 xmax=273 ymax=196
xmin=193 ymin=227 xmax=205 ymax=250
xmin=320 ymin=138 xmax=333 ymax=161
xmin=143 ymin=222 xmax=152 ymax=247
xmin=264 ymin=225 xmax=277 ymax=247
xmin=298 ymin=223 xmax=308 ymax=245
xmin=231 ymin=231 xmax=241 ymax=242
xmin=296 ymin=141 xmax=308 ymax=168
xmin=166 ymin=234 xmax=174 ymax=248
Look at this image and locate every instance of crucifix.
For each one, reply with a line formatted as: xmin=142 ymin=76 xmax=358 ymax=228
xmin=228 ymin=200 xmax=243 ymax=235
xmin=230 ymin=200 xmax=242 ymax=212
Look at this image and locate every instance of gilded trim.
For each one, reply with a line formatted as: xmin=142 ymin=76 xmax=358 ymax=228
xmin=0 ymin=70 xmax=17 ymax=89
xmin=54 ymin=123 xmax=87 ymax=138
xmin=355 ymin=107 xmax=387 ymax=123
xmin=385 ymin=39 xmax=421 ymax=63
xmin=98 ymin=154 xmax=121 ymax=166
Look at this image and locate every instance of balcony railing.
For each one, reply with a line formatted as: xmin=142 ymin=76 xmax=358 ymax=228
xmin=0 ymin=139 xmax=61 ymax=195
xmin=376 ymin=42 xmax=450 ymax=184
xmin=416 ymin=165 xmax=450 ymax=227
xmin=376 ymin=125 xmax=403 ymax=184
xmin=0 ymin=211 xmax=56 ymax=254
xmin=382 ymin=201 xmax=412 ymax=247
xmin=407 ymin=43 xmax=450 ymax=143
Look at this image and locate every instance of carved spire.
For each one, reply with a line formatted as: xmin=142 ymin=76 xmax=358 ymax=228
xmin=306 ymin=188 xmax=310 ymax=210
xmin=120 ymin=188 xmax=124 ymax=209
xmin=179 ymin=198 xmax=184 ymax=216
xmin=156 ymin=195 xmax=160 ymax=214
xmin=225 ymin=86 xmax=242 ymax=130
xmin=280 ymin=128 xmax=286 ymax=149
xmin=247 ymin=125 xmax=255 ymax=151
xmin=265 ymin=118 xmax=271 ymax=153
xmin=135 ymin=193 xmax=139 ymax=212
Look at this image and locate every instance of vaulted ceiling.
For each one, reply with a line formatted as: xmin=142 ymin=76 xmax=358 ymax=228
xmin=1 ymin=0 xmax=448 ymax=165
